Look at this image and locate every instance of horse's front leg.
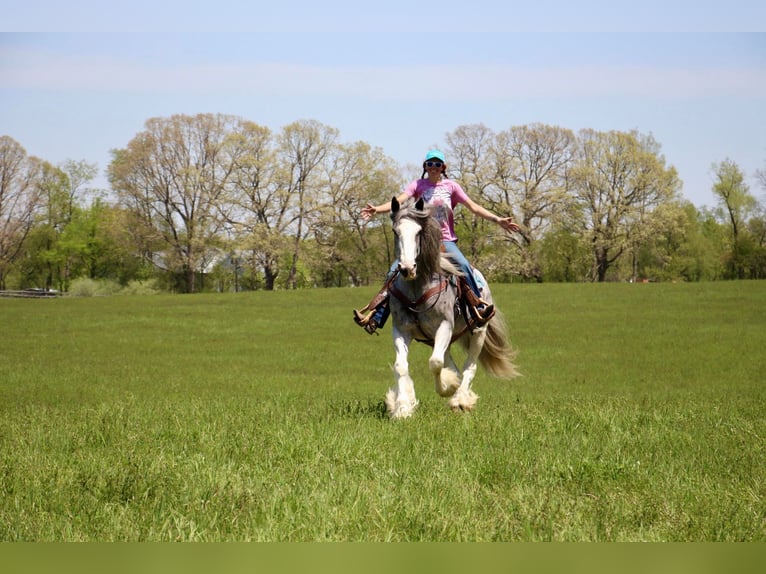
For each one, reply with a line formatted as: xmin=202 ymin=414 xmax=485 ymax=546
xmin=449 ymin=328 xmax=487 ymax=412
xmin=430 ymin=321 xmax=460 ymax=398
xmin=385 ymin=326 xmax=418 ymax=419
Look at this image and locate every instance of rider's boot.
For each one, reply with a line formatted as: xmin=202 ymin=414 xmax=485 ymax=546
xmin=353 ymin=298 xmax=389 ymax=335
xmin=459 ymin=276 xmax=495 ymax=326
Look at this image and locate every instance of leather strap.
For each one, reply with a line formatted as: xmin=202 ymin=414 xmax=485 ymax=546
xmin=363 ymin=269 xmax=399 ymax=311
xmin=390 ymin=278 xmax=449 ymax=311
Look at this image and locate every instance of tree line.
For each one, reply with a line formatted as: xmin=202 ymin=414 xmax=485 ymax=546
xmin=1 ymin=114 xmax=765 ymax=293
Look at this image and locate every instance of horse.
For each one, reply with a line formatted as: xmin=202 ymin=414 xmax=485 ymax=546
xmin=384 ymin=196 xmax=519 ymax=419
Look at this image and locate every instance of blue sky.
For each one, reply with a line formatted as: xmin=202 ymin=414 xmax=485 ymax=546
xmin=1 ymin=3 xmax=765 ymax=208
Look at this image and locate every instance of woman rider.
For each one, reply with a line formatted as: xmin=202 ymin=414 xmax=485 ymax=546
xmin=354 ymin=149 xmax=519 ymax=334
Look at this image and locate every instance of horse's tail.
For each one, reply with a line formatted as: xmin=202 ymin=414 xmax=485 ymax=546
xmin=479 ymin=308 xmax=520 ymax=379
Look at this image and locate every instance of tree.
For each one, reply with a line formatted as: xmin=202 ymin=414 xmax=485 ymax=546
xmin=492 ymin=123 xmax=575 ymax=280
xmin=745 ymin=202 xmax=766 ymax=278
xmin=445 ymin=123 xmax=525 ymax=282
xmin=445 ymin=123 xmax=499 ymax=266
xmin=756 ymin=159 xmax=766 ymax=192
xmin=56 ymin=199 xmax=142 ymax=284
xmin=712 ymin=159 xmax=754 ymax=246
xmin=24 ymin=161 xmax=70 ymax=290
xmin=61 ymin=159 xmax=98 ymax=212
xmin=444 ymin=123 xmax=576 ymax=282
xmin=568 ymin=129 xmax=681 ymax=281
xmin=277 ymin=120 xmax=338 ymax=289
xmin=51 ymin=160 xmax=98 ymax=289
xmin=538 ymin=224 xmax=591 ymax=282
xmin=109 ymin=114 xmax=244 ymax=293
xmin=224 ymin=120 xmax=283 ymax=290
xmin=0 ymin=136 xmax=44 ymax=289
xmin=310 ymin=141 xmax=401 ymax=287
xmin=711 ymin=159 xmax=759 ymax=279
xmin=628 ymin=200 xmax=712 ymax=281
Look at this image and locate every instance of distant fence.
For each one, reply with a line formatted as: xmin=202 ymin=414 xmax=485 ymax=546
xmin=0 ymin=290 xmax=62 ymax=299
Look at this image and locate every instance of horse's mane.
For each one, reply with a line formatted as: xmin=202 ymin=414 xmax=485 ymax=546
xmin=392 ymin=198 xmax=461 ymax=278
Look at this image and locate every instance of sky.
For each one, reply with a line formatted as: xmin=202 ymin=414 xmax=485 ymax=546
xmin=1 ymin=2 xmax=765 ymax=208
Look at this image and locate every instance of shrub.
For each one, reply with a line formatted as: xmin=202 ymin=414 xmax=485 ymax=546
xmin=120 ymin=279 xmax=160 ymax=296
xmin=67 ymin=278 xmax=122 ymax=297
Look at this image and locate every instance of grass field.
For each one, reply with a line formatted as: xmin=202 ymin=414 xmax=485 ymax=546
xmin=0 ymin=281 xmax=764 ymax=541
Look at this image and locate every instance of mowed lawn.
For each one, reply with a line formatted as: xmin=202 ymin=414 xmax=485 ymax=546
xmin=0 ymin=281 xmax=764 ymax=541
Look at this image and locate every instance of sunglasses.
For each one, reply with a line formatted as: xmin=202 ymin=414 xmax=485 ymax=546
xmin=425 ymin=161 xmax=443 ymax=168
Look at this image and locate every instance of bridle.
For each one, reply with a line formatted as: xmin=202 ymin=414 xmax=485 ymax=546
xmin=390 ymin=214 xmax=463 ymax=343
xmin=391 ymin=213 xmax=449 ymax=314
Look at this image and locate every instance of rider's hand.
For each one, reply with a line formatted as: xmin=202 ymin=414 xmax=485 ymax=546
xmin=361 ymin=203 xmax=378 ymax=221
xmin=497 ymin=217 xmax=520 ymax=233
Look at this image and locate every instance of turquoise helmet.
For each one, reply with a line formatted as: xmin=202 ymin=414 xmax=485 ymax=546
xmin=424 ymin=149 xmax=445 ymax=163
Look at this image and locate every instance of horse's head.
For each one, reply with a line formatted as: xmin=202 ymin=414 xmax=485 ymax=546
xmin=391 ymin=196 xmax=441 ymax=281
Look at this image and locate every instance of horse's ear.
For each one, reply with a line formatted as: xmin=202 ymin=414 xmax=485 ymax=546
xmin=415 ymin=197 xmax=425 ymax=212
xmin=391 ymin=196 xmax=400 ymax=213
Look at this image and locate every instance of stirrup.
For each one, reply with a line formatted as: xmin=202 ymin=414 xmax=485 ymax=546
xmin=354 ymin=308 xmax=372 ymax=326
xmin=353 ymin=309 xmax=380 ymax=335
xmin=471 ymin=304 xmax=495 ymax=326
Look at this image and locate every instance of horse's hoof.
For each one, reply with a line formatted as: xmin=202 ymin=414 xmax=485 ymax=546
xmin=450 ymin=404 xmax=474 ymax=413
xmin=389 ymin=404 xmax=418 ymax=419
xmin=449 ymin=391 xmax=478 ymax=413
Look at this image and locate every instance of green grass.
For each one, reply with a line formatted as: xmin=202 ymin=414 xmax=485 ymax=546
xmin=0 ymin=282 xmax=764 ymax=541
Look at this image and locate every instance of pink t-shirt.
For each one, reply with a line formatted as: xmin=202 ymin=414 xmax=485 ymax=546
xmin=403 ymin=178 xmax=469 ymax=242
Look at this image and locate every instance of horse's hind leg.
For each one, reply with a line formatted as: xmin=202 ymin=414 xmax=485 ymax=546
xmin=449 ymin=329 xmax=487 ymax=412
xmin=386 ymin=328 xmax=418 ymax=419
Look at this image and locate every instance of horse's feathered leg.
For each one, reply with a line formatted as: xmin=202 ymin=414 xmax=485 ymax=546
xmin=386 ymin=326 xmax=418 ymax=419
xmin=434 ymin=348 xmax=460 ymax=397
xmin=430 ymin=320 xmax=460 ymax=398
xmin=449 ymin=328 xmax=486 ymax=412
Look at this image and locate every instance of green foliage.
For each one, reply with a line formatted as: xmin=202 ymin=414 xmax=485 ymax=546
xmin=0 ymin=282 xmax=763 ymax=541
xmin=120 ymin=279 xmax=161 ymax=296
xmin=67 ymin=277 xmax=122 ymax=297
xmin=538 ymin=226 xmax=591 ymax=282
xmin=569 ymin=130 xmax=682 ymax=282
xmin=711 ymin=159 xmax=764 ymax=279
xmin=67 ymin=277 xmax=159 ymax=297
xmin=2 ymin=132 xmax=765 ymax=291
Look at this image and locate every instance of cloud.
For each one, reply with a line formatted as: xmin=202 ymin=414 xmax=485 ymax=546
xmin=2 ymin=45 xmax=765 ymax=102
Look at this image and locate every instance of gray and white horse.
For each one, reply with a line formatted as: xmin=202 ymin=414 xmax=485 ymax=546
xmin=385 ymin=197 xmax=519 ymax=419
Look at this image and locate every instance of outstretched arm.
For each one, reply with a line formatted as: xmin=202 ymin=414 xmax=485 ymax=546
xmin=462 ymin=197 xmax=520 ymax=233
xmin=361 ymin=192 xmax=410 ymax=221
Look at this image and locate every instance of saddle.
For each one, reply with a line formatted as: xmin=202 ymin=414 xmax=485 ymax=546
xmin=353 ymin=270 xmax=494 ymax=336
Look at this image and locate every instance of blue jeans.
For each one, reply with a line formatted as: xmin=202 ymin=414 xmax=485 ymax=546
xmin=371 ymin=240 xmax=482 ymax=328
xmin=442 ymin=240 xmax=483 ymax=299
